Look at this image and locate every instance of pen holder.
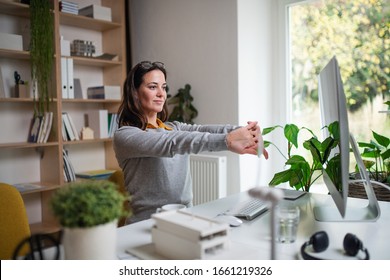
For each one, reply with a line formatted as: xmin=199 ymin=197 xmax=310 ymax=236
xmin=15 ymin=84 xmax=29 ymax=98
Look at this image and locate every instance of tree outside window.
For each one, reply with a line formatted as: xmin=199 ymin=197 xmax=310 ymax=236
xmin=290 ymin=0 xmax=389 ymax=143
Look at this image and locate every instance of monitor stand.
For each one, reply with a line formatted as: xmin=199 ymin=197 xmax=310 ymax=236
xmin=313 ymin=134 xmax=381 ymax=222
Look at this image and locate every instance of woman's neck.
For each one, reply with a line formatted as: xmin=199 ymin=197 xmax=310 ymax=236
xmin=147 ymin=115 xmax=158 ymax=127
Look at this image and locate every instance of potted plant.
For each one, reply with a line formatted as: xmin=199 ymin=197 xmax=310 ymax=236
xmin=262 ymin=122 xmax=339 ymax=192
xmin=167 ymin=84 xmax=198 ymax=124
xmin=50 ymin=180 xmax=128 ymax=259
xmin=29 ymin=0 xmax=55 ymax=116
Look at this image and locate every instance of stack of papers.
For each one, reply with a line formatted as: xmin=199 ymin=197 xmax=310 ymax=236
xmin=13 ymin=183 xmax=42 ymax=193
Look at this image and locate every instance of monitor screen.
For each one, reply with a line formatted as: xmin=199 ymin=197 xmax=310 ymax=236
xmin=314 ymin=56 xmax=380 ymax=222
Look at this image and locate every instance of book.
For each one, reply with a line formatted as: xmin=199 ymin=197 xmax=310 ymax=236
xmin=63 ymin=149 xmax=76 ymax=182
xmin=0 ymin=66 xmax=5 ymax=98
xmin=62 ymin=112 xmax=76 ymax=141
xmin=92 ymin=53 xmax=119 ymax=61
xmin=108 ymin=113 xmax=118 ymax=138
xmin=13 ymin=183 xmax=43 ymax=193
xmin=37 ymin=112 xmax=54 ymax=143
xmin=66 ymin=112 xmax=80 ymax=140
xmin=87 ymin=109 xmax=108 ymax=138
xmin=87 ymin=85 xmax=121 ymax=100
xmin=42 ymin=112 xmax=54 ymax=143
xmin=76 ymin=169 xmax=116 ymax=180
xmin=79 ymin=5 xmax=112 ymax=21
xmin=60 ymin=1 xmax=79 ymax=14
xmin=27 ymin=115 xmax=43 ymax=143
xmin=74 ymin=78 xmax=83 ymax=99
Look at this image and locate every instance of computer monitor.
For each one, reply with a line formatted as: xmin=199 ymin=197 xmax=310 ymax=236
xmin=313 ymin=56 xmax=380 ymax=222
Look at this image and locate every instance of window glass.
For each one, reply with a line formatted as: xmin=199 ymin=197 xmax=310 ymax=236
xmin=289 ymin=0 xmax=389 ymax=142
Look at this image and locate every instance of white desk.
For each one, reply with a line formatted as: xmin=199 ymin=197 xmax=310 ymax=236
xmin=116 ymin=191 xmax=390 ymax=260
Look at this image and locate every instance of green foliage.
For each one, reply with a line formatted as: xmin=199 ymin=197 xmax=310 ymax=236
xmin=50 ymin=180 xmax=128 ymax=228
xmin=263 ymin=122 xmax=339 ymax=192
xmin=29 ymin=0 xmax=54 ymax=116
xmin=167 ymin=84 xmax=198 ymax=124
xmin=357 ymin=130 xmax=390 ymax=184
xmin=291 ymin=0 xmax=389 ymax=112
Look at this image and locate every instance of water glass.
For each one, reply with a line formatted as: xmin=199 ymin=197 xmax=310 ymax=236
xmin=276 ymin=205 xmax=300 ymax=243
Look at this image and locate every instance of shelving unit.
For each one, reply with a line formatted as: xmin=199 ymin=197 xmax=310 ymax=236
xmin=0 ymin=0 xmax=127 ymax=233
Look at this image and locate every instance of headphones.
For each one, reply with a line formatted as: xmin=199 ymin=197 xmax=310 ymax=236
xmin=301 ymin=231 xmax=370 ymax=260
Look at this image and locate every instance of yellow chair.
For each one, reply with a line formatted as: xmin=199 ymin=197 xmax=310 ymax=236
xmin=108 ymin=170 xmax=132 ymax=227
xmin=0 ymin=183 xmax=31 ymax=259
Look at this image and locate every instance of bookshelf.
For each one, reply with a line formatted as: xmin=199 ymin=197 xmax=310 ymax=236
xmin=0 ymin=0 xmax=127 ymax=233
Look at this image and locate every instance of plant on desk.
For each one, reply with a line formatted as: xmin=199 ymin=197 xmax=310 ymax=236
xmin=50 ymin=180 xmax=128 ymax=259
xmin=262 ymin=122 xmax=339 ymax=192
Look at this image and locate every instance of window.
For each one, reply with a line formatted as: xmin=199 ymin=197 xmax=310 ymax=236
xmin=289 ymin=0 xmax=389 ymax=142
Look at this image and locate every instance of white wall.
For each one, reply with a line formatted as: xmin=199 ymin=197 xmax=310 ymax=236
xmin=129 ymin=0 xmax=283 ymax=194
xmin=237 ymin=0 xmax=279 ymax=191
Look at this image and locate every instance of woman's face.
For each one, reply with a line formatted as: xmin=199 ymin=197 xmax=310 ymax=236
xmin=137 ymin=69 xmax=167 ymax=120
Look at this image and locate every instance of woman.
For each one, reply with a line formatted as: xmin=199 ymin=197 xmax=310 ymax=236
xmin=114 ymin=61 xmax=268 ymax=224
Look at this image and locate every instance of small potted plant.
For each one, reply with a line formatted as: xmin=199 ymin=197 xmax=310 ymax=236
xmin=50 ymin=180 xmax=128 ymax=259
xmin=263 ymin=122 xmax=339 ymax=192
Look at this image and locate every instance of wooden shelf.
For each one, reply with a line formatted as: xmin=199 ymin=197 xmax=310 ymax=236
xmin=0 ymin=142 xmax=59 ymax=149
xmin=1 ymin=0 xmax=126 ymax=235
xmin=0 ymin=48 xmax=30 ymax=60
xmin=18 ymin=182 xmax=61 ymax=195
xmin=59 ymin=12 xmax=121 ymax=31
xmin=0 ymin=0 xmax=29 ymax=18
xmin=63 ymin=138 xmax=113 ymax=145
xmin=71 ymin=55 xmax=122 ymax=67
xmin=62 ymin=98 xmax=121 ymax=104
xmin=0 ymin=97 xmax=34 ymax=103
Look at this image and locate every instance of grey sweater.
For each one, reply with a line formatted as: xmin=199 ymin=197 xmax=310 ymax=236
xmin=113 ymin=121 xmax=236 ymax=224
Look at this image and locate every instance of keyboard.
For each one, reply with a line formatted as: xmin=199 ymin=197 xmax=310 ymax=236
xmin=225 ymin=198 xmax=269 ymax=220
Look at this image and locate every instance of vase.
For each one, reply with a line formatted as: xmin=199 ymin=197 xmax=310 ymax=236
xmin=62 ymin=220 xmax=117 ymax=260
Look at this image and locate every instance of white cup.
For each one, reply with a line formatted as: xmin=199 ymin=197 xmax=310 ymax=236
xmin=276 ymin=205 xmax=300 ymax=243
xmin=156 ymin=203 xmax=186 ymax=213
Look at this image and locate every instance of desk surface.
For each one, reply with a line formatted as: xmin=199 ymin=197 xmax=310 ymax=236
xmin=116 ymin=191 xmax=390 ymax=260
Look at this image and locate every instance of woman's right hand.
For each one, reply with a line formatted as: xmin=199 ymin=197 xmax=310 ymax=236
xmin=226 ymin=122 xmax=260 ymax=155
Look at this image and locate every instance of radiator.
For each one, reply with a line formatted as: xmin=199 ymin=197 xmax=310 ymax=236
xmin=189 ymin=154 xmax=227 ymax=205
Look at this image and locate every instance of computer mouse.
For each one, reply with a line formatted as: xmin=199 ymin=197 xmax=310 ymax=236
xmin=214 ymin=215 xmax=243 ymax=227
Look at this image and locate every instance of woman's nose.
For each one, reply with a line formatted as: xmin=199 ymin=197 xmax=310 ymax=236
xmin=157 ymin=87 xmax=164 ymax=96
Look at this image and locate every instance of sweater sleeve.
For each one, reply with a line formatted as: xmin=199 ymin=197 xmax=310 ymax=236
xmin=167 ymin=121 xmax=239 ymax=133
xmin=113 ymin=124 xmax=230 ymax=162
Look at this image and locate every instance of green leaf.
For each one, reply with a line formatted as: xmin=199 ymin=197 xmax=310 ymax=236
xmin=269 ymin=170 xmax=293 ymax=186
xmin=381 ymin=149 xmax=390 ymax=161
xmin=263 ymin=140 xmax=272 ymax=148
xmin=327 ymin=121 xmax=340 ymax=140
xmin=262 ymin=125 xmax=282 ymax=135
xmin=304 ymin=138 xmax=323 ymax=164
xmin=358 ymin=142 xmax=376 ymax=149
xmin=284 ymin=124 xmax=299 ymax=148
xmin=373 ymin=131 xmax=390 ymax=148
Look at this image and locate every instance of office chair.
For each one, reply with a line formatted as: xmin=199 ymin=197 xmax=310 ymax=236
xmin=108 ymin=170 xmax=132 ymax=227
xmin=0 ymin=182 xmax=31 ymax=259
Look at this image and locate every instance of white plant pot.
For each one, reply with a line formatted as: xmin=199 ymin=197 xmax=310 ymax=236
xmin=63 ymin=220 xmax=117 ymax=260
